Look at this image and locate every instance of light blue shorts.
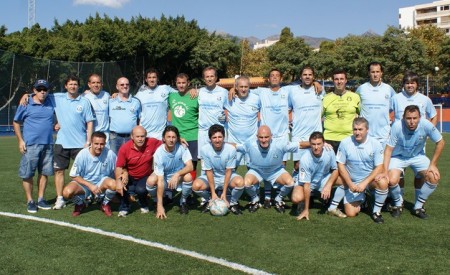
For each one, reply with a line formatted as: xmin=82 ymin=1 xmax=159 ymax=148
xmin=19 ymin=144 xmax=54 ymax=179
xmin=343 ymin=188 xmax=366 ymax=204
xmin=78 ymin=176 xmax=112 ymax=198
xmin=197 ymin=173 xmax=240 ymax=190
xmin=246 ymin=167 xmax=288 ymax=186
xmin=389 ymin=154 xmax=430 ymax=175
xmin=297 ymin=173 xmax=331 ymax=192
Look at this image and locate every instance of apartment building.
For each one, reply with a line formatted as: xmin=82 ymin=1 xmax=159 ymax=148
xmin=399 ymin=0 xmax=450 ymax=34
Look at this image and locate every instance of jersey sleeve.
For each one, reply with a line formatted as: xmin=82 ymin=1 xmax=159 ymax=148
xmin=298 ymin=156 xmax=312 ymax=184
xmin=427 ymin=122 xmax=443 ymax=143
xmin=329 ymin=150 xmax=338 ymax=170
xmin=182 ymin=146 xmax=193 ymax=163
xmin=226 ymin=147 xmax=237 ymax=169
xmin=284 ymin=141 xmax=299 ymax=153
xmin=336 ymin=142 xmax=347 ymax=164
xmin=425 ymin=98 xmax=437 ymax=119
xmin=69 ymin=152 xmax=85 ymax=178
xmin=373 ymin=140 xmax=384 ymax=166
xmin=387 ymin=122 xmax=400 ymax=148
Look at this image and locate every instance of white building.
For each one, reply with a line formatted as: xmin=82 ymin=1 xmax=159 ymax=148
xmin=253 ymin=39 xmax=279 ymax=50
xmin=399 ymin=0 xmax=450 ymax=35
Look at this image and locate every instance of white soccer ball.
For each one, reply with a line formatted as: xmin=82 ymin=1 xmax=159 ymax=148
xmin=209 ymin=199 xmax=229 ymax=216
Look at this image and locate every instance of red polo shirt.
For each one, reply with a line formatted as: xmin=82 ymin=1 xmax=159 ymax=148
xmin=116 ymin=138 xmax=162 ymax=179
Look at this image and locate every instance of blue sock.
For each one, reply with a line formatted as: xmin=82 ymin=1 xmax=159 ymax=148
xmin=264 ymin=181 xmax=271 ymax=200
xmin=389 ymin=184 xmax=403 ymax=207
xmin=245 ymin=185 xmax=260 ymax=203
xmin=275 ymin=184 xmax=293 ymax=203
xmin=230 ymin=186 xmax=244 ymax=205
xmin=180 ymin=181 xmax=192 ymax=204
xmin=103 ymin=189 xmax=116 ymax=205
xmin=415 ymin=188 xmax=420 ymax=202
xmin=72 ymin=195 xmax=85 ymax=206
xmin=373 ymin=188 xmax=388 ymax=214
xmin=328 ymin=186 xmax=345 ymax=211
xmin=193 ymin=189 xmax=210 ymax=201
xmin=146 ymin=185 xmax=157 ymax=200
xmin=414 ymin=182 xmax=437 ymax=210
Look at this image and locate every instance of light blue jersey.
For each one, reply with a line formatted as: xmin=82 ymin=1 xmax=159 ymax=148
xmin=69 ymin=147 xmax=116 ymax=184
xmin=83 ymin=90 xmax=110 ymax=132
xmin=391 ymin=90 xmax=436 ymax=122
xmin=109 ymin=94 xmax=141 ymax=134
xmin=200 ymin=143 xmax=237 ymax=180
xmin=299 ymin=148 xmax=337 ymax=185
xmin=356 ymin=82 xmax=395 ymax=140
xmin=388 ymin=119 xmax=442 ymax=158
xmin=136 ymin=84 xmax=176 ymax=139
xmin=336 ymin=136 xmax=384 ymax=184
xmin=50 ymin=93 xmax=95 ymax=149
xmin=253 ymin=87 xmax=289 ymax=137
xmin=198 ymin=85 xmax=228 ymax=130
xmin=287 ymin=85 xmax=324 ymax=140
xmin=240 ymin=139 xmax=298 ymax=178
xmin=153 ymin=143 xmax=192 ymax=177
xmin=225 ymin=93 xmax=260 ymax=144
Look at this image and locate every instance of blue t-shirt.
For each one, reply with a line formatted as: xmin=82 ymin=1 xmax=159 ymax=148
xmin=109 ymin=94 xmax=141 ymax=134
xmin=356 ymin=82 xmax=395 ymax=140
xmin=83 ymin=90 xmax=110 ymax=132
xmin=69 ymin=147 xmax=117 ymax=184
xmin=200 ymin=143 xmax=237 ymax=179
xmin=14 ymin=96 xmax=54 ymax=145
xmin=299 ymin=148 xmax=337 ymax=185
xmin=198 ymin=85 xmax=228 ymax=131
xmin=391 ymin=90 xmax=436 ymax=121
xmin=153 ymin=143 xmax=192 ymax=177
xmin=225 ymin=93 xmax=260 ymax=144
xmin=51 ymin=93 xmax=95 ymax=149
xmin=253 ymin=87 xmax=289 ymax=137
xmin=388 ymin=118 xmax=442 ymax=158
xmin=336 ymin=136 xmax=384 ymax=184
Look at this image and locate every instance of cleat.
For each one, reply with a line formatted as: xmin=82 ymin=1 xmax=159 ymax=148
xmin=274 ymin=201 xmax=285 ymax=213
xmin=37 ymin=200 xmax=51 ymax=210
xmin=140 ymin=207 xmax=150 ymax=214
xmin=390 ymin=206 xmax=403 ymax=218
xmin=327 ymin=208 xmax=347 ymax=218
xmin=180 ymin=203 xmax=189 ymax=215
xmin=27 ymin=201 xmax=37 ymax=213
xmin=248 ymin=202 xmax=260 ymax=213
xmin=371 ymin=212 xmax=384 ymax=224
xmin=292 ymin=202 xmax=305 ymax=216
xmin=263 ymin=199 xmax=271 ymax=209
xmin=53 ymin=197 xmax=66 ymax=210
xmin=413 ymin=208 xmax=428 ymax=219
xmin=117 ymin=210 xmax=128 ymax=217
xmin=229 ymin=204 xmax=243 ymax=215
xmin=201 ymin=202 xmax=210 ymax=213
xmin=163 ymin=196 xmax=173 ymax=205
xmin=72 ymin=204 xmax=85 ymax=217
xmin=186 ymin=195 xmax=197 ymax=206
xmin=101 ymin=203 xmax=112 ymax=217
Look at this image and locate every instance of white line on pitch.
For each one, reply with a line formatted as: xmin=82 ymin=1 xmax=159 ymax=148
xmin=0 ymin=212 xmax=271 ymax=275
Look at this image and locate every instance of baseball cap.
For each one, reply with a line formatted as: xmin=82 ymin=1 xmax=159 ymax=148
xmin=33 ymin=79 xmax=49 ymax=89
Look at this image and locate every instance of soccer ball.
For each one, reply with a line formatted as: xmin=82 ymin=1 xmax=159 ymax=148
xmin=209 ymin=199 xmax=229 ymax=216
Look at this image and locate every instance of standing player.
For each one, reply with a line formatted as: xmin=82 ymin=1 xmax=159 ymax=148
xmin=136 ymin=68 xmax=177 ymax=139
xmin=384 ymin=105 xmax=444 ymax=219
xmin=109 ymin=77 xmax=141 ymax=154
xmin=291 ymin=132 xmax=343 ymax=220
xmin=323 ymin=69 xmax=360 ymax=153
xmin=63 ymin=132 xmax=117 ymax=217
xmin=356 ymin=62 xmax=395 ymax=147
xmin=146 ymin=126 xmax=194 ymax=218
xmin=240 ymin=125 xmax=302 ymax=214
xmin=197 ymin=67 xmax=229 ymax=157
xmin=84 ymin=74 xmax=110 ymax=137
xmin=225 ymin=75 xmax=260 ymax=166
xmin=192 ymin=124 xmax=245 ymax=215
xmin=335 ymin=117 xmax=389 ymax=223
xmin=168 ymin=73 xmax=199 ymax=179
xmin=13 ymin=79 xmax=54 ymax=212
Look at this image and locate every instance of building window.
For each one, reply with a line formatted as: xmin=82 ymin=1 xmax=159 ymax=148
xmin=441 ymin=5 xmax=449 ymax=11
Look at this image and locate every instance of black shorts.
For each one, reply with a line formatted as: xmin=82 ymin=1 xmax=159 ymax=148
xmin=53 ymin=144 xmax=82 ymax=170
xmin=187 ymin=140 xmax=198 ymax=162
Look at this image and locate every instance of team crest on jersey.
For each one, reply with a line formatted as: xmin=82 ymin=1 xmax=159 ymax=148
xmin=369 ymin=152 xmax=374 ymax=159
xmin=273 ymin=154 xmax=279 ymax=159
xmin=385 ymin=94 xmax=389 ymax=99
xmin=347 ymin=97 xmax=352 ymax=101
xmin=217 ymin=96 xmax=222 ymax=101
xmin=419 ymin=135 xmax=424 ymax=141
xmin=174 ymin=105 xmax=186 ymax=118
xmin=252 ymin=107 xmax=258 ymax=111
xmin=76 ymin=105 xmax=83 ymax=112
xmin=103 ymin=99 xmax=107 ymax=104
xmin=130 ymin=107 xmax=135 ymax=112
xmin=281 ymin=94 xmax=286 ymax=99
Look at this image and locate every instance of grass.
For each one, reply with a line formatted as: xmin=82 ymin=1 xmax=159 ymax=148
xmin=0 ymin=135 xmax=449 ymax=274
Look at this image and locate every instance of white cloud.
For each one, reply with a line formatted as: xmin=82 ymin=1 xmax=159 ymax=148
xmin=73 ymin=0 xmax=130 ymax=9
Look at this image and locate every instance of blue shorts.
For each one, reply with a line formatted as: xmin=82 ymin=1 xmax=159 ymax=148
xmin=78 ymin=176 xmax=112 ymax=198
xmin=197 ymin=173 xmax=240 ymax=190
xmin=19 ymin=144 xmax=54 ymax=179
xmin=297 ymin=173 xmax=331 ymax=192
xmin=389 ymin=154 xmax=430 ymax=175
xmin=246 ymin=167 xmax=288 ymax=186
xmin=343 ymin=188 xmax=366 ymax=204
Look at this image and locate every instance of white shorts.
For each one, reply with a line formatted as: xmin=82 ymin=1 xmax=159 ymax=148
xmin=78 ymin=176 xmax=112 ymax=198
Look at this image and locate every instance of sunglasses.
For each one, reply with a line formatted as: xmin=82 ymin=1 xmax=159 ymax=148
xmin=36 ymin=88 xmax=48 ymax=92
xmin=119 ymin=83 xmax=130 ymax=86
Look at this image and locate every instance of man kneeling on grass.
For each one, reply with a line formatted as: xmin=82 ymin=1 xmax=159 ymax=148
xmin=63 ymin=131 xmax=117 ymax=217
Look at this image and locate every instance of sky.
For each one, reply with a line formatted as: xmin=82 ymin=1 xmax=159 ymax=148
xmin=0 ymin=0 xmax=436 ymax=40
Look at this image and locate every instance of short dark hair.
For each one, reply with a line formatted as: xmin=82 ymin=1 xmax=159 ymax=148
xmin=332 ymin=69 xmax=347 ymax=79
xmin=162 ymin=125 xmax=180 ymax=141
xmin=65 ymin=74 xmax=80 ymax=85
xmin=88 ymin=73 xmax=102 ymax=83
xmin=91 ymin=131 xmax=107 ymax=141
xmin=208 ymin=124 xmax=225 ymax=139
xmin=402 ymin=71 xmax=419 ymax=85
xmin=403 ymin=105 xmax=421 ymax=118
xmin=145 ymin=68 xmax=159 ymax=79
xmin=268 ymin=68 xmax=282 ymax=78
xmin=353 ymin=117 xmax=369 ymax=129
xmin=300 ymin=65 xmax=315 ymax=77
xmin=367 ymin=62 xmax=383 ymax=73
xmin=176 ymin=73 xmax=189 ymax=81
xmin=202 ymin=66 xmax=217 ymax=77
xmin=309 ymin=131 xmax=324 ymax=142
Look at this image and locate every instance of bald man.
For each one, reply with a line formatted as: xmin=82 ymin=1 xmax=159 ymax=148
xmin=237 ymin=125 xmax=306 ymax=213
xmin=115 ymin=126 xmax=162 ymax=217
xmin=109 ymin=77 xmax=142 ymax=154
